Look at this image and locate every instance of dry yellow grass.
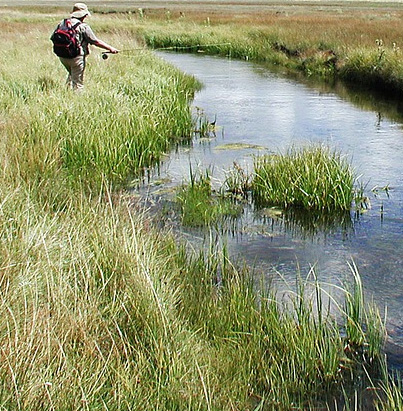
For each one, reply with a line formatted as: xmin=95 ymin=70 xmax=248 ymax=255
xmin=2 ymin=1 xmax=403 ymax=50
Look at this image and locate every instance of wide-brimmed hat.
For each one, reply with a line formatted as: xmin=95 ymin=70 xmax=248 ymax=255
xmin=71 ymin=3 xmax=91 ymax=18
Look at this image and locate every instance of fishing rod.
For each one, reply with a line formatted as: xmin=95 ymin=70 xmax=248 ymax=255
xmin=102 ymin=48 xmax=144 ymax=59
xmin=101 ymin=42 xmax=232 ymax=59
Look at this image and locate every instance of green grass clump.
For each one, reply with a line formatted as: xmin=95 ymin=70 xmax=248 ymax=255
xmin=252 ymin=145 xmax=355 ymax=212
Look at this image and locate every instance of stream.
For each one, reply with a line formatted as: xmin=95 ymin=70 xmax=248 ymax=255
xmin=147 ymin=51 xmax=403 ymax=366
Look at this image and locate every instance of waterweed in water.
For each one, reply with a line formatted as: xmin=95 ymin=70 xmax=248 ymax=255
xmin=176 ymin=167 xmax=243 ymax=228
xmin=214 ymin=143 xmax=267 ymax=151
xmin=224 ymin=161 xmax=253 ymax=197
xmin=193 ymin=106 xmax=220 ymax=138
xmin=220 ymin=149 xmax=358 ymax=238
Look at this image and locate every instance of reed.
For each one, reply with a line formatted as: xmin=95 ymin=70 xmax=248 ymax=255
xmin=252 ymin=145 xmax=356 ymax=212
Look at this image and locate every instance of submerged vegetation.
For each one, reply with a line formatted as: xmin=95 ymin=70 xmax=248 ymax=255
xmin=177 ymin=168 xmax=243 ymax=227
xmin=0 ymin=5 xmax=402 ymax=409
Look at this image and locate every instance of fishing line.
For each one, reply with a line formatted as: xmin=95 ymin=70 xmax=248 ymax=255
xmin=101 ymin=42 xmax=232 ymax=59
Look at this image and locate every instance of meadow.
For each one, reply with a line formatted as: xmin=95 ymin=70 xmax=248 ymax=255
xmin=0 ymin=4 xmax=402 ymax=409
xmin=133 ymin=7 xmax=403 ymax=95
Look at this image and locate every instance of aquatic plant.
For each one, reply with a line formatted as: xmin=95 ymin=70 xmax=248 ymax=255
xmin=343 ymin=261 xmax=386 ymax=362
xmin=251 ymin=145 xmax=355 ymax=212
xmin=223 ymin=161 xmax=252 ymax=197
xmin=176 ymin=167 xmax=243 ymax=227
xmin=173 ymin=248 xmax=390 ymax=409
xmin=193 ymin=106 xmax=217 ymax=137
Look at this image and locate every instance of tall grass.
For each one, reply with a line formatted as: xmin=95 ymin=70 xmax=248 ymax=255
xmin=252 ymin=145 xmax=356 ymax=212
xmin=0 ymin=185 xmax=390 ymax=409
xmin=1 ymin=49 xmax=200 ymax=191
xmin=340 ymin=42 xmax=403 ymax=96
xmin=0 ymin=186 xmax=215 ymax=409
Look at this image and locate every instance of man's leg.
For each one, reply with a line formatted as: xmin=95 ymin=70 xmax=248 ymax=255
xmin=59 ymin=57 xmax=73 ymax=88
xmin=59 ymin=56 xmax=86 ymax=91
xmin=70 ymin=56 xmax=86 ymax=91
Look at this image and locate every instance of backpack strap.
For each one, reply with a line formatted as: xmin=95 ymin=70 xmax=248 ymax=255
xmin=63 ymin=18 xmax=82 ymax=29
xmin=72 ymin=21 xmax=82 ymax=30
xmin=67 ymin=18 xmax=83 ymax=51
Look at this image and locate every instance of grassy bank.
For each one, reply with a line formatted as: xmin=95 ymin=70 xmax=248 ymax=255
xmin=0 ymin=7 xmax=402 ymax=410
xmin=125 ymin=6 xmax=403 ymax=96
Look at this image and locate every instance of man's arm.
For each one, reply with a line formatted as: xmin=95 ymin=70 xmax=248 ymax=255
xmin=93 ymin=39 xmax=119 ymax=54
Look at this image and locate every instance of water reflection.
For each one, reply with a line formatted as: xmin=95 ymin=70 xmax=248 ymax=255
xmin=256 ymin=207 xmax=354 ymax=241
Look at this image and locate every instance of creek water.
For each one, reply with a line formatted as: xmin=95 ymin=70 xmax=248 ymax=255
xmin=149 ymin=52 xmax=403 ymax=364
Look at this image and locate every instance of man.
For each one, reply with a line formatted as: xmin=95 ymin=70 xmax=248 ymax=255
xmin=52 ymin=3 xmax=119 ymax=91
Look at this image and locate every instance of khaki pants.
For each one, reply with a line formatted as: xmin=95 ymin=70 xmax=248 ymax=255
xmin=59 ymin=55 xmax=86 ymax=91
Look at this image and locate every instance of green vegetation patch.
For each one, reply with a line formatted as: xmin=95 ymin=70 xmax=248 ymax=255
xmin=174 ymin=250 xmax=388 ymax=410
xmin=135 ymin=11 xmax=403 ymax=95
xmin=214 ymin=142 xmax=266 ymax=151
xmin=177 ymin=169 xmax=243 ymax=227
xmin=252 ymin=145 xmax=356 ymax=212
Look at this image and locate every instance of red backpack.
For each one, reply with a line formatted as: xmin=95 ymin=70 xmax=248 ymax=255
xmin=51 ymin=19 xmax=82 ymax=58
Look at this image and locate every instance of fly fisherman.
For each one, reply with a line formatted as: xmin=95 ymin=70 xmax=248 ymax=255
xmin=51 ymin=3 xmax=119 ymax=91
